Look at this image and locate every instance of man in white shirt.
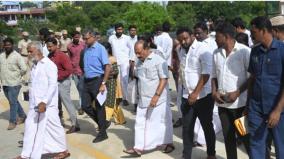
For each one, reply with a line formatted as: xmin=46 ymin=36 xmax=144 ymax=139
xmin=108 ymin=23 xmax=131 ymax=106
xmin=16 ymin=41 xmax=69 ymax=159
xmin=154 ymin=21 xmax=173 ymax=68
xmin=123 ymin=40 xmax=174 ymax=157
xmin=154 ymin=25 xmax=162 ymax=45
xmin=232 ymin=17 xmax=254 ymax=47
xmin=38 ymin=28 xmax=50 ymax=57
xmin=128 ymin=25 xmax=138 ymax=61
xmin=212 ymin=22 xmax=250 ymax=159
xmin=128 ymin=25 xmax=138 ymax=111
xmin=174 ymin=27 xmax=195 ymax=128
xmin=183 ymin=22 xmax=217 ymax=159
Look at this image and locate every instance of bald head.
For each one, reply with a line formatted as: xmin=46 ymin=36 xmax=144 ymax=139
xmin=134 ymin=40 xmax=150 ymax=61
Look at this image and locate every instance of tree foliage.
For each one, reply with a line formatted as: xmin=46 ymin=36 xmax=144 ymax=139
xmin=122 ymin=2 xmax=173 ymax=33
xmin=191 ymin=1 xmax=266 ymax=27
xmin=84 ymin=1 xmax=124 ymax=33
xmin=1 ymin=1 xmax=273 ymax=40
xmin=20 ymin=2 xmax=37 ymax=8
xmin=167 ymin=2 xmax=196 ymax=29
xmin=17 ymin=19 xmax=58 ymax=40
xmin=46 ymin=3 xmax=91 ymax=33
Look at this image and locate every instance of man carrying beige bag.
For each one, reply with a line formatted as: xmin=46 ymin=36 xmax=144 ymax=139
xmin=211 ymin=22 xmax=250 ymax=159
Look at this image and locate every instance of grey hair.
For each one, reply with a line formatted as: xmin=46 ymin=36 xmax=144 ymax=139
xmin=27 ymin=41 xmax=43 ymax=53
xmin=83 ymin=29 xmax=96 ymax=37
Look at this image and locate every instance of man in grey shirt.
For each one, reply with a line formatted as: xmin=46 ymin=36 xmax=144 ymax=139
xmin=123 ymin=40 xmax=174 ymax=157
xmin=0 ymin=37 xmax=27 ymax=130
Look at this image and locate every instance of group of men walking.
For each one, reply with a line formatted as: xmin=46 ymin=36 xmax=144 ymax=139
xmin=0 ymin=15 xmax=283 ymax=159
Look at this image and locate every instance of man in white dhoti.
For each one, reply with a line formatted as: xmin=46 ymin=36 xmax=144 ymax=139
xmin=15 ymin=41 xmax=70 ymax=159
xmin=123 ymin=40 xmax=174 ymax=157
xmin=108 ymin=23 xmax=131 ymax=106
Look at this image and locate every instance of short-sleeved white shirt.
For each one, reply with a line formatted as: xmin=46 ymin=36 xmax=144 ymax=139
xmin=212 ymin=42 xmax=251 ymax=109
xmin=108 ymin=34 xmax=130 ymax=65
xmin=184 ymin=38 xmax=217 ymax=99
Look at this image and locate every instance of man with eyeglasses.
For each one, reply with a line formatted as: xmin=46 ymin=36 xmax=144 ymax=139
xmin=81 ymin=31 xmax=111 ymax=143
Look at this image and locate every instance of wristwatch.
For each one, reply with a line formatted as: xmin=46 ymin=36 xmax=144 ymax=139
xmin=155 ymin=92 xmax=160 ymax=96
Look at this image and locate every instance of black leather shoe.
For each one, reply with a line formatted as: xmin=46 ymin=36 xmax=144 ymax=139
xmin=93 ymin=133 xmax=108 ymax=143
xmin=66 ymin=126 xmax=80 ymax=134
xmin=173 ymin=118 xmax=182 ymax=128
xmin=106 ymin=120 xmax=111 ymax=129
xmin=122 ymin=100 xmax=129 ymax=106
xmin=78 ymin=109 xmax=84 ymax=115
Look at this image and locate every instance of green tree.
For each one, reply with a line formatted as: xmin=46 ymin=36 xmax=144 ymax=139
xmin=190 ymin=1 xmax=266 ymax=27
xmin=122 ymin=2 xmax=174 ymax=33
xmin=17 ymin=19 xmax=58 ymax=40
xmin=20 ymin=2 xmax=37 ymax=8
xmin=46 ymin=3 xmax=91 ymax=33
xmin=0 ymin=20 xmax=17 ymax=37
xmin=85 ymin=2 xmax=121 ymax=34
xmin=81 ymin=1 xmax=132 ymax=34
xmin=167 ymin=2 xmax=196 ymax=29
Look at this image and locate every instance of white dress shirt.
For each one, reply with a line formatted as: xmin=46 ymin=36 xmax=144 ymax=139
xmin=42 ymin=43 xmax=49 ymax=57
xmin=212 ymin=42 xmax=251 ymax=109
xmin=108 ymin=34 xmax=131 ymax=65
xmin=154 ymin=32 xmax=173 ymax=66
xmin=29 ymin=57 xmax=58 ymax=109
xmin=128 ymin=35 xmax=137 ymax=61
xmin=184 ymin=38 xmax=217 ymax=99
xmin=245 ymin=29 xmax=254 ymax=47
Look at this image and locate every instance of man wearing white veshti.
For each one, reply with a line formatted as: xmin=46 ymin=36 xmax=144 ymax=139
xmin=123 ymin=40 xmax=174 ymax=157
xmin=15 ymin=41 xmax=70 ymax=159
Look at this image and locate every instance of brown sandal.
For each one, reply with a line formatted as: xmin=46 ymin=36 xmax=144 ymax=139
xmin=162 ymin=144 xmax=175 ymax=153
xmin=52 ymin=150 xmax=70 ymax=159
xmin=123 ymin=148 xmax=142 ymax=157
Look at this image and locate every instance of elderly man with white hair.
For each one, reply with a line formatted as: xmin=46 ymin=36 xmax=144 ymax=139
xmin=15 ymin=41 xmax=70 ymax=159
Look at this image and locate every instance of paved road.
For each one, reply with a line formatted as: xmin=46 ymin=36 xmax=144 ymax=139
xmin=0 ymin=76 xmax=254 ymax=159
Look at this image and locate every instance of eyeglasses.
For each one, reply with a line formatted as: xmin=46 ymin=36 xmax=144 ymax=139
xmin=84 ymin=36 xmax=94 ymax=41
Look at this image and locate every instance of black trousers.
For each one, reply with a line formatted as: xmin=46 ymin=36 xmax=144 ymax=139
xmin=82 ymin=76 xmax=107 ymax=134
xmin=181 ymin=94 xmax=216 ymax=159
xmin=218 ymin=107 xmax=250 ymax=159
xmin=58 ymin=95 xmax=63 ymax=118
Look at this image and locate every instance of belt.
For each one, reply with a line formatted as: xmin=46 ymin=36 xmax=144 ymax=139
xmin=84 ymin=74 xmax=104 ymax=82
xmin=21 ymin=54 xmax=28 ymax=57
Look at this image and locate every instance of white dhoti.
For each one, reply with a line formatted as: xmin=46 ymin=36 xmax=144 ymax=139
xmin=119 ymin=63 xmax=129 ymax=100
xmin=134 ymin=101 xmax=173 ymax=151
xmin=21 ymin=106 xmax=66 ymax=159
xmin=194 ymin=106 xmax=222 ymax=145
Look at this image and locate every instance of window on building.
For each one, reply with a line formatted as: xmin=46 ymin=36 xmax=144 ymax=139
xmin=11 ymin=15 xmax=16 ymax=20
